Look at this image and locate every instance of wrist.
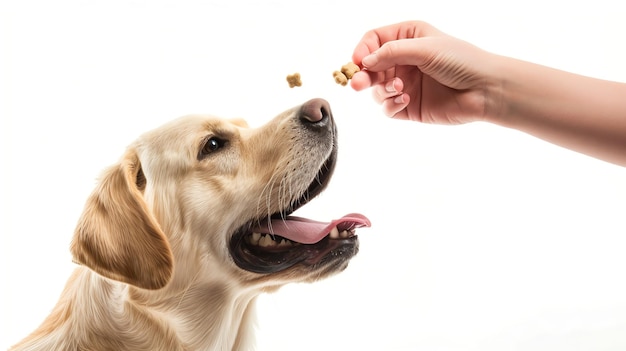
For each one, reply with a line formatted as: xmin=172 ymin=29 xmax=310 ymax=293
xmin=480 ymin=54 xmax=512 ymax=127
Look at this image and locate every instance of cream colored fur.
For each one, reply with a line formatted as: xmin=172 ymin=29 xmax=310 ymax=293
xmin=11 ymin=101 xmax=347 ymax=351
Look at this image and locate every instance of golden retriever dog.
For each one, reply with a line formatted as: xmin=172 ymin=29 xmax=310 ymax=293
xmin=11 ymin=98 xmax=370 ymax=351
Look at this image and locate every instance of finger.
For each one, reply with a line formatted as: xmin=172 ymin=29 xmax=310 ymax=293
xmin=381 ymin=93 xmax=411 ymax=118
xmin=350 ymin=65 xmax=399 ymax=91
xmin=352 ymin=41 xmax=376 ymax=67
xmin=362 ymin=37 xmax=442 ymax=74
xmin=352 ymin=21 xmax=442 ymax=64
xmin=349 ymin=71 xmax=375 ymax=91
xmin=371 ymin=78 xmax=404 ymax=104
xmin=351 ymin=25 xmax=395 ymax=66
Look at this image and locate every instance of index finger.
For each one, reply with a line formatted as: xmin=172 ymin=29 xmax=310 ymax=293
xmin=351 ymin=21 xmax=443 ymax=66
xmin=351 ymin=27 xmax=395 ymax=67
xmin=352 ymin=40 xmax=377 ymax=67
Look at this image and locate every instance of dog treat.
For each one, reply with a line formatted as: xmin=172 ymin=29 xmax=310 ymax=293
xmin=286 ymin=73 xmax=302 ymax=88
xmin=333 ymin=62 xmax=360 ymax=86
xmin=341 ymin=62 xmax=360 ymax=79
xmin=333 ymin=71 xmax=348 ymax=86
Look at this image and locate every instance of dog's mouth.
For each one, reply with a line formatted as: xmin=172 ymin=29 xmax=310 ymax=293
xmin=229 ymin=153 xmax=371 ymax=274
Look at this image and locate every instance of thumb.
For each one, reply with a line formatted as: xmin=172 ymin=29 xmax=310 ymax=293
xmin=362 ymin=38 xmax=437 ymax=72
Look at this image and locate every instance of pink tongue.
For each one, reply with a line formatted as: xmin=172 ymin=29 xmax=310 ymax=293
xmin=251 ymin=213 xmax=371 ymax=244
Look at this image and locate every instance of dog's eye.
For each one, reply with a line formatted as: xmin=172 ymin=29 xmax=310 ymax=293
xmin=199 ymin=137 xmax=226 ymax=158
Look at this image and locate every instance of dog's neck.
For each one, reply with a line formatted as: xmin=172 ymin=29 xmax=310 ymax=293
xmin=129 ymin=272 xmax=259 ymax=351
xmin=15 ymin=267 xmax=258 ymax=351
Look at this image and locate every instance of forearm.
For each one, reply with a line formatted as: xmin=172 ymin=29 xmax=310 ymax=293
xmin=485 ymin=55 xmax=626 ymax=166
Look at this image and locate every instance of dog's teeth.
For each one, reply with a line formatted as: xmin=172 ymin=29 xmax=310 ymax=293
xmin=259 ymin=234 xmax=276 ymax=247
xmin=258 ymin=235 xmax=269 ymax=247
xmin=251 ymin=232 xmax=261 ymax=245
xmin=339 ymin=230 xmax=349 ymax=238
xmin=278 ymin=239 xmax=292 ymax=247
xmin=330 ymin=226 xmax=339 ymax=239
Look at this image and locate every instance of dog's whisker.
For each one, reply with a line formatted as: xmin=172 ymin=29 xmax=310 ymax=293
xmin=257 ymin=170 xmax=285 ymax=233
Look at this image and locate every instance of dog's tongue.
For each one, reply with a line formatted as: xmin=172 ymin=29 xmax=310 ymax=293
xmin=251 ymin=213 xmax=371 ymax=244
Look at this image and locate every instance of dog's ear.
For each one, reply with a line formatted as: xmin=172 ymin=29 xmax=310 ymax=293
xmin=229 ymin=118 xmax=249 ymax=128
xmin=70 ymin=149 xmax=173 ymax=290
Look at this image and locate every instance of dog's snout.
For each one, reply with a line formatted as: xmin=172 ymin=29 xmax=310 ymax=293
xmin=299 ymin=98 xmax=332 ymax=125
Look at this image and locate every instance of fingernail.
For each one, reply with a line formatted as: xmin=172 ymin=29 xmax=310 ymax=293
xmin=362 ymin=52 xmax=378 ymax=68
xmin=394 ymin=95 xmax=404 ymax=104
xmin=385 ymin=79 xmax=397 ymax=93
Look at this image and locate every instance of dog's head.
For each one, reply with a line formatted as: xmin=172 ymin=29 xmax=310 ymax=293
xmin=70 ymin=98 xmax=370 ymax=291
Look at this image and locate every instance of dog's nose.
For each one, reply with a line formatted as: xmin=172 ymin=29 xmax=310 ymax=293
xmin=299 ymin=98 xmax=332 ymax=124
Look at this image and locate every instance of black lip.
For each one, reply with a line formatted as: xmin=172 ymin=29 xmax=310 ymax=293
xmin=231 ymin=235 xmax=358 ymax=274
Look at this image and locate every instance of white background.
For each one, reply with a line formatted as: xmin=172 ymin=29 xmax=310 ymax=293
xmin=2 ymin=1 xmax=626 ymax=350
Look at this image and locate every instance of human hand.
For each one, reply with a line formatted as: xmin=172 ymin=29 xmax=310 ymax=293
xmin=351 ymin=21 xmax=495 ymax=124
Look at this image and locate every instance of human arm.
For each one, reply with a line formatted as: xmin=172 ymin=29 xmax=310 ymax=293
xmin=350 ymin=20 xmax=626 ymax=166
xmin=488 ymin=56 xmax=626 ymax=166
